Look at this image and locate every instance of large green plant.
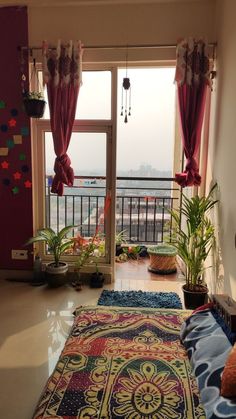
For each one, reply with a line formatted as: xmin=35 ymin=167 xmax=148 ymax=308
xmin=169 ymin=184 xmax=218 ymax=290
xmin=26 ymin=226 xmax=76 ymax=267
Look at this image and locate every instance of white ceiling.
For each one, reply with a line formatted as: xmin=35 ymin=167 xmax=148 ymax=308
xmin=0 ymin=0 xmax=210 ymax=7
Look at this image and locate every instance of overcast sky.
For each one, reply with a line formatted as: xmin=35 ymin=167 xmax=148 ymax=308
xmin=45 ymin=67 xmax=176 ymax=175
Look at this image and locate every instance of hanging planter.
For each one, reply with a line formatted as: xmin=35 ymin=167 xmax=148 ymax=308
xmin=20 ymin=55 xmax=46 ymax=119
xmin=23 ymin=91 xmax=46 ymax=118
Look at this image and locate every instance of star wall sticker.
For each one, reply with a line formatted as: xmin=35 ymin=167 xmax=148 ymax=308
xmin=12 ymin=186 xmax=19 ymax=194
xmin=24 ymin=180 xmax=32 ymax=188
xmin=13 ymin=172 xmax=22 ymax=180
xmin=8 ymin=118 xmax=16 ymax=128
xmin=0 ymin=100 xmax=5 ymax=109
xmin=1 ymin=161 xmax=9 ymax=169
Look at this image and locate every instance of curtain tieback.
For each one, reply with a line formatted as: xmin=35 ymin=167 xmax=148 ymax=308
xmin=185 ymin=157 xmax=198 ymax=172
xmin=53 ymin=154 xmax=74 ymax=186
xmin=175 ymin=157 xmax=201 ymax=187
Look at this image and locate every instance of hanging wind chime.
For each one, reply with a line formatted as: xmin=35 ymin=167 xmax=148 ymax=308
xmin=120 ymin=47 xmax=131 ymax=123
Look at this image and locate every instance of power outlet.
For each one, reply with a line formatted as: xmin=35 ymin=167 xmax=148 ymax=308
xmin=11 ymin=249 xmax=28 ymax=260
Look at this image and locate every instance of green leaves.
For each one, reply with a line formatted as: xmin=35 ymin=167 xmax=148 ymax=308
xmin=23 ymin=91 xmax=45 ymax=101
xmin=169 ymin=184 xmax=218 ymax=290
xmin=26 ymin=225 xmax=77 ymax=267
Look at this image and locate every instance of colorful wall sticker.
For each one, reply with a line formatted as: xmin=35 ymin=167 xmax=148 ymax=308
xmin=21 ymin=126 xmax=29 ymax=136
xmin=1 ymin=160 xmax=9 ymax=169
xmin=8 ymin=118 xmax=16 ymax=128
xmin=13 ymin=134 xmax=22 ymax=144
xmin=19 ymin=152 xmax=26 ymax=161
xmin=13 ymin=171 xmax=22 ymax=180
xmin=24 ymin=180 xmax=32 ymax=188
xmin=12 ymin=186 xmax=19 ymax=194
xmin=0 ymin=100 xmax=6 ymax=109
xmin=6 ymin=139 xmax=14 ymax=149
xmin=0 ymin=147 xmax=8 ymax=156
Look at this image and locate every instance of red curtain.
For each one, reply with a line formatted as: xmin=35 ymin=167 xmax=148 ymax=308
xmin=175 ymin=38 xmax=211 ymax=187
xmin=43 ymin=40 xmax=83 ymax=196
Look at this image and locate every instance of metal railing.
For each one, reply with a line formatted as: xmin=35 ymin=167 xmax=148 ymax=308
xmin=45 ymin=175 xmax=181 ymax=244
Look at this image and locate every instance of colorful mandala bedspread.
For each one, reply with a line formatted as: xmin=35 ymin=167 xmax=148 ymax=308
xmin=33 ymin=306 xmax=205 ymax=419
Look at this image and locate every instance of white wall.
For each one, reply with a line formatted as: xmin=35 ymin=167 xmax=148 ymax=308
xmin=28 ymin=1 xmax=216 ymax=62
xmin=208 ymin=0 xmax=236 ymax=298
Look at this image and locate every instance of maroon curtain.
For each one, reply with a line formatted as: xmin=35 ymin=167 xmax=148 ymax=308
xmin=175 ymin=38 xmax=211 ymax=187
xmin=43 ymin=40 xmax=83 ymax=196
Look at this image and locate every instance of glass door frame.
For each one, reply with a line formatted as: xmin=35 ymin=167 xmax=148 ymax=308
xmin=32 ymin=120 xmax=116 ymax=279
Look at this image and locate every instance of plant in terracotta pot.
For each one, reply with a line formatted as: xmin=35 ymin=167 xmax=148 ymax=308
xmin=23 ymin=90 xmax=46 ymax=118
xmin=26 ymin=225 xmax=76 ymax=287
xmin=169 ymin=184 xmax=218 ymax=309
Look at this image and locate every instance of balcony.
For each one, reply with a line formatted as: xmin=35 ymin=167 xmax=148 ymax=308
xmin=45 ymin=175 xmax=181 ymax=245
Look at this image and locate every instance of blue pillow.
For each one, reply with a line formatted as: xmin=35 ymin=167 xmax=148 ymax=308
xmin=181 ymin=309 xmax=236 ymax=418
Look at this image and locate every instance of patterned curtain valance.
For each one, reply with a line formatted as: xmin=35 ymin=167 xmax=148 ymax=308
xmin=175 ymin=38 xmax=211 ymax=87
xmin=42 ymin=40 xmax=83 ymax=87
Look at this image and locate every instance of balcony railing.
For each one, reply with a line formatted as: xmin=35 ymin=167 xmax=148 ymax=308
xmin=45 ymin=175 xmax=181 ymax=244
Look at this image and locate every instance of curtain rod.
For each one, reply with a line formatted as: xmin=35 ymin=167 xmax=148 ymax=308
xmin=18 ymin=42 xmax=217 ymax=52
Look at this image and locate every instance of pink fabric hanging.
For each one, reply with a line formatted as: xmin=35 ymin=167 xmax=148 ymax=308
xmin=43 ymin=40 xmax=83 ymax=196
xmin=175 ymin=38 xmax=211 ymax=187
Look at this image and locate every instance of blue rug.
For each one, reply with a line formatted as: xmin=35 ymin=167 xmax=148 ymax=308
xmin=97 ymin=290 xmax=182 ymax=309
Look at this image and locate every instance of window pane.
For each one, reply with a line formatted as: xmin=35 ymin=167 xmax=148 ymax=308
xmin=45 ymin=132 xmax=107 ymax=236
xmin=45 ymin=132 xmax=106 ymax=177
xmin=76 ymin=71 xmax=111 ymax=119
xmin=117 ymin=67 xmax=176 ymax=176
xmin=40 ymin=71 xmax=111 ymax=120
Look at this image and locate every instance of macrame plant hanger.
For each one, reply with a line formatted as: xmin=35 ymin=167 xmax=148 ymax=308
xmin=20 ymin=46 xmax=27 ymax=95
xmin=120 ymin=47 xmax=131 ymax=123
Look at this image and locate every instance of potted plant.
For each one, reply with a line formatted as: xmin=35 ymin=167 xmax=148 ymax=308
xmin=115 ymin=229 xmax=128 ymax=256
xmin=169 ymin=184 xmax=218 ymax=309
xmin=73 ymin=232 xmax=103 ymax=289
xmin=90 ymin=262 xmax=105 ymax=288
xmin=26 ymin=225 xmax=76 ymax=287
xmin=23 ymin=90 xmax=46 ymax=118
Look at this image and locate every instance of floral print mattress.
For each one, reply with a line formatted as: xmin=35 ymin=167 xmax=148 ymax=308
xmin=33 ymin=306 xmax=205 ymax=419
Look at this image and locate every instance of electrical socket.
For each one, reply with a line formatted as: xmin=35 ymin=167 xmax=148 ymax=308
xmin=11 ymin=249 xmax=28 ymax=260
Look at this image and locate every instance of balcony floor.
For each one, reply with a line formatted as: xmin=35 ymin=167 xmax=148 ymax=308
xmin=115 ymin=256 xmax=184 ymax=299
xmin=116 ymin=256 xmax=178 ymax=281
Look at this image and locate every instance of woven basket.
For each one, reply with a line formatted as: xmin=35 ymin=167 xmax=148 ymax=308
xmin=147 ymin=245 xmax=177 ymax=274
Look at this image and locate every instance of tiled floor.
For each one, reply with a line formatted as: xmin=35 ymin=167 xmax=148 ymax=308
xmin=0 ymin=259 xmax=185 ymax=419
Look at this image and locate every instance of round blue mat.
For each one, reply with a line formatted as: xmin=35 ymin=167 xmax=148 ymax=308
xmin=97 ymin=290 xmax=182 ymax=309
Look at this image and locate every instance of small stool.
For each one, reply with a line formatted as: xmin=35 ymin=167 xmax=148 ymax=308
xmin=147 ymin=244 xmax=177 ymax=274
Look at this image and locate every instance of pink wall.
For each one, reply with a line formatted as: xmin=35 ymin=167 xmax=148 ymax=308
xmin=0 ymin=6 xmax=33 ymax=269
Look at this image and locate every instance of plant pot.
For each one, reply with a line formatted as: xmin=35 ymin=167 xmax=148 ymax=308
xmin=182 ymin=285 xmax=208 ymax=310
xmin=23 ymin=99 xmax=46 ymax=118
xmin=116 ymin=244 xmax=123 ymax=256
xmin=90 ymin=272 xmax=105 ymax=288
xmin=45 ymin=262 xmax=68 ymax=288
